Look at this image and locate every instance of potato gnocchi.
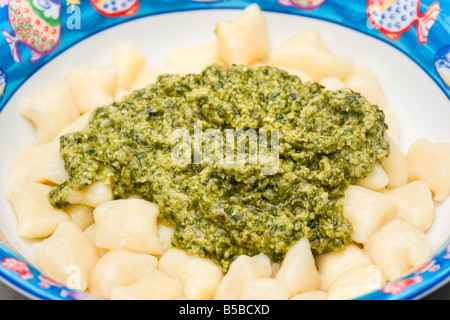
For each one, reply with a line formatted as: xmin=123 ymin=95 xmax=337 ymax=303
xmin=6 ymin=4 xmax=450 ymax=300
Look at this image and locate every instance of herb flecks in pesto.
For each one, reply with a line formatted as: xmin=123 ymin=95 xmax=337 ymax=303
xmin=50 ymin=64 xmax=390 ymax=272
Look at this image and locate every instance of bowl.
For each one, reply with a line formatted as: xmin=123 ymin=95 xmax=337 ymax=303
xmin=0 ymin=0 xmax=449 ymax=300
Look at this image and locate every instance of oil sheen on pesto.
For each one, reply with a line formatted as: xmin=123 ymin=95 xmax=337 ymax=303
xmin=50 ymin=64 xmax=390 ymax=272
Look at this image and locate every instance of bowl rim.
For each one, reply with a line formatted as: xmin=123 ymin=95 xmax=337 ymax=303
xmin=0 ymin=0 xmax=449 ymax=300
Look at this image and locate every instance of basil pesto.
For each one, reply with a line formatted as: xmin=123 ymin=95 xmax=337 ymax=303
xmin=50 ymin=64 xmax=390 ymax=272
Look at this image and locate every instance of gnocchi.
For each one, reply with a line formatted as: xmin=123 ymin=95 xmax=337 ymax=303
xmin=109 ymin=269 xmax=182 ymax=300
xmin=239 ymin=277 xmax=290 ymax=300
xmin=66 ymin=182 xmax=114 ymax=208
xmin=342 ymin=185 xmax=397 ymax=244
xmin=66 ymin=204 xmax=95 ymax=231
xmin=381 ymin=136 xmax=409 ymax=189
xmin=34 ymin=221 xmax=100 ymax=291
xmin=344 ymin=62 xmax=399 ymax=141
xmin=270 ymin=28 xmax=354 ymax=81
xmin=108 ymin=43 xmax=147 ymax=91
xmin=290 ymin=290 xmax=328 ymax=300
xmin=166 ymin=41 xmax=222 ymax=75
xmin=8 ymin=182 xmax=70 ymax=239
xmin=93 ymin=199 xmax=162 ymax=255
xmin=158 ymin=248 xmax=223 ymax=300
xmin=215 ymin=4 xmax=270 ymax=66
xmin=6 ymin=139 xmax=68 ymax=189
xmin=19 ymin=80 xmax=80 ymax=144
xmin=64 ymin=66 xmax=118 ymax=114
xmin=382 ymin=181 xmax=434 ymax=232
xmin=365 ymin=219 xmax=431 ymax=281
xmin=355 ymin=163 xmax=389 ymax=191
xmin=315 ymin=243 xmax=372 ymax=291
xmin=88 ymin=250 xmax=158 ymax=299
xmin=271 ymin=65 xmax=314 ymax=83
xmin=129 ymin=66 xmax=176 ymax=91
xmin=275 ymin=238 xmax=320 ymax=297
xmin=406 ymin=138 xmax=450 ymax=201
xmin=319 ymin=77 xmax=345 ymax=91
xmin=56 ymin=108 xmax=94 ymax=137
xmin=326 ymin=265 xmax=385 ymax=300
xmin=214 ymin=253 xmax=272 ymax=300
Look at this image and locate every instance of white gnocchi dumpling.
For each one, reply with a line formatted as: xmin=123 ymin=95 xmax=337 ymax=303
xmin=355 ymin=163 xmax=389 ymax=191
xmin=110 ymin=269 xmax=182 ymax=300
xmin=239 ymin=277 xmax=290 ymax=300
xmin=83 ymin=223 xmax=96 ymax=242
xmin=66 ymin=182 xmax=114 ymax=208
xmin=319 ymin=77 xmax=345 ymax=91
xmin=158 ymin=248 xmax=223 ymax=300
xmin=83 ymin=223 xmax=108 ymax=257
xmin=108 ymin=43 xmax=147 ymax=91
xmin=342 ymin=185 xmax=397 ymax=244
xmin=55 ymin=108 xmax=94 ymax=137
xmin=290 ymin=290 xmax=327 ymax=300
xmin=64 ymin=66 xmax=118 ymax=114
xmin=166 ymin=41 xmax=223 ymax=75
xmin=273 ymin=66 xmax=313 ymax=83
xmin=8 ymin=182 xmax=70 ymax=239
xmin=406 ymin=138 xmax=450 ymax=201
xmin=326 ymin=265 xmax=385 ymax=300
xmin=34 ymin=221 xmax=100 ymax=291
xmin=129 ymin=66 xmax=177 ymax=91
xmin=158 ymin=225 xmax=175 ymax=253
xmin=6 ymin=139 xmax=68 ymax=189
xmin=66 ymin=204 xmax=94 ymax=231
xmin=88 ymin=250 xmax=158 ymax=299
xmin=275 ymin=238 xmax=320 ymax=297
xmin=215 ymin=4 xmax=271 ymax=66
xmin=344 ymin=61 xmax=388 ymax=110
xmin=365 ymin=219 xmax=431 ymax=281
xmin=345 ymin=64 xmax=398 ymax=140
xmin=381 ymin=107 xmax=399 ymax=143
xmin=214 ymin=253 xmax=272 ymax=300
xmin=19 ymin=80 xmax=80 ymax=143
xmin=382 ymin=136 xmax=409 ymax=189
xmin=382 ymin=181 xmax=434 ymax=232
xmin=113 ymin=87 xmax=129 ymax=102
xmin=344 ymin=62 xmax=399 ymax=140
xmin=270 ymin=29 xmax=353 ymax=81
xmin=315 ymin=243 xmax=372 ymax=291
xmin=93 ymin=199 xmax=162 ymax=255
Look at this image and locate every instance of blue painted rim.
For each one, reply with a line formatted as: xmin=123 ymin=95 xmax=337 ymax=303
xmin=0 ymin=0 xmax=449 ymax=300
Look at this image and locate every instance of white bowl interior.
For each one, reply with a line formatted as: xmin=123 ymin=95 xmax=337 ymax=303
xmin=0 ymin=10 xmax=449 ymax=278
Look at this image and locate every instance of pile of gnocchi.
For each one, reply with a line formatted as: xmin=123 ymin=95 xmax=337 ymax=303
xmin=6 ymin=4 xmax=450 ymax=300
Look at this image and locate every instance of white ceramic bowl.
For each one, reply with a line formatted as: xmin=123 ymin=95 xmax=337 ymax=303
xmin=0 ymin=0 xmax=448 ymax=300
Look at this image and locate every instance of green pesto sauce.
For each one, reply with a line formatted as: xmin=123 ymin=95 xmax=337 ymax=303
xmin=49 ymin=64 xmax=390 ymax=272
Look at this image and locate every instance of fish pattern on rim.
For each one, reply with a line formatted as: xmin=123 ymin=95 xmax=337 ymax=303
xmin=366 ymin=0 xmax=440 ymax=44
xmin=1 ymin=0 xmax=61 ymax=63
